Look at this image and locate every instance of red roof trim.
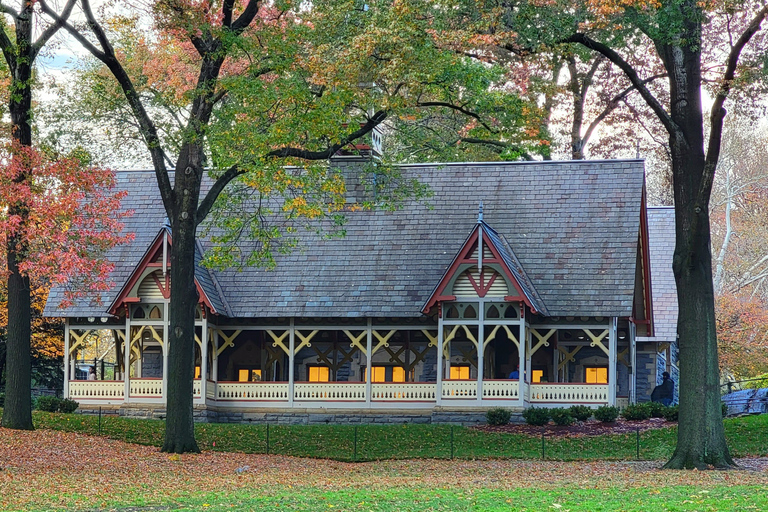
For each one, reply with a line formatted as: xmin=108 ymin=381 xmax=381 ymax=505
xmin=638 ymin=188 xmax=654 ymax=336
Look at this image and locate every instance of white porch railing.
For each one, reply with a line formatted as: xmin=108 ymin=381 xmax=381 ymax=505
xmin=528 ymin=383 xmax=609 ymax=403
xmin=216 ymin=382 xmax=290 ymax=400
xmin=193 ymin=379 xmax=201 ymax=398
xmin=129 ymin=378 xmax=163 ymax=398
xmin=294 ymin=382 xmax=366 ymax=401
xmin=482 ymin=380 xmax=519 ymax=399
xmin=442 ymin=380 xmax=477 ymax=399
xmin=371 ymin=383 xmax=436 ymax=401
xmin=69 ymin=380 xmax=124 ymax=399
xmin=206 ymin=380 xmax=216 ymax=400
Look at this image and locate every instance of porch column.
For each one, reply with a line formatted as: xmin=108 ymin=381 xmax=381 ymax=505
xmin=63 ymin=320 xmax=70 ymax=398
xmin=365 ymin=320 xmax=372 ymax=407
xmin=162 ymin=302 xmax=169 ymax=404
xmin=199 ymin=314 xmax=209 ymax=405
xmin=124 ymin=312 xmax=131 ymax=403
xmin=525 ymin=325 xmax=532 ymax=400
xmin=518 ymin=311 xmax=525 ymax=408
xmin=629 ymin=322 xmax=637 ymax=404
xmin=288 ymin=319 xmax=295 ymax=407
xmin=609 ymin=317 xmax=618 ymax=406
xmin=212 ymin=329 xmax=219 ymax=382
xmin=477 ymin=303 xmax=485 ymax=403
xmin=436 ymin=318 xmax=444 ymax=406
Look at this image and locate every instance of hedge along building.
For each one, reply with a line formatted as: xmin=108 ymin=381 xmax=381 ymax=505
xmin=45 ymin=158 xmax=659 ymax=423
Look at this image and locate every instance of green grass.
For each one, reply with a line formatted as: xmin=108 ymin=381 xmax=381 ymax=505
xmin=24 ymin=409 xmax=768 ymax=461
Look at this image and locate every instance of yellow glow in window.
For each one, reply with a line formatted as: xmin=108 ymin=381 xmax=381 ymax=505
xmin=238 ymin=369 xmax=249 ymax=382
xmin=532 ymin=370 xmax=544 ymax=383
xmin=392 ymin=367 xmax=405 ymax=383
xmin=586 ymin=367 xmax=608 ymax=384
xmin=195 ymin=366 xmax=201 ymax=379
xmin=309 ymin=366 xmax=330 ymax=382
xmin=372 ymin=366 xmax=386 ymax=383
xmin=450 ymin=366 xmax=470 ymax=380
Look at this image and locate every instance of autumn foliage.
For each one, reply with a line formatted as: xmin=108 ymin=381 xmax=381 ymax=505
xmin=716 ymin=292 xmax=768 ymax=379
xmin=0 ymin=143 xmax=133 ymax=307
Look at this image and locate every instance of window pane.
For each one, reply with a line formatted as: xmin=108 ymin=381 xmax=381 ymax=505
xmin=372 ymin=367 xmax=386 ymax=383
xmin=310 ymin=366 xmax=329 ymax=382
xmin=532 ymin=370 xmax=544 ymax=383
xmin=238 ymin=369 xmax=249 ymax=382
xmin=586 ymin=367 xmax=608 ymax=384
xmin=195 ymin=366 xmax=201 ymax=379
xmin=450 ymin=366 xmax=470 ymax=379
xmin=251 ymin=369 xmax=262 ymax=382
xmin=392 ymin=367 xmax=405 ymax=383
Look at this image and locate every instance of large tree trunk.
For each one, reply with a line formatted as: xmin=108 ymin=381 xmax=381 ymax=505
xmin=161 ymin=156 xmax=203 ymax=454
xmin=1 ymin=6 xmax=35 ymax=431
xmin=662 ymin=34 xmax=734 ymax=469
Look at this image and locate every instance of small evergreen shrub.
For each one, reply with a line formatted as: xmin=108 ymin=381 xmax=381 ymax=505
xmin=569 ymin=405 xmax=593 ymax=422
xmin=662 ymin=405 xmax=679 ymax=422
xmin=486 ymin=407 xmax=512 ymax=426
xmin=594 ymin=405 xmax=619 ymax=423
xmin=647 ymin=401 xmax=668 ymax=418
xmin=59 ymin=398 xmax=80 ymax=414
xmin=36 ymin=396 xmax=61 ymax=412
xmin=522 ymin=407 xmax=550 ymax=426
xmin=722 ymin=401 xmax=728 ymax=418
xmin=622 ymin=403 xmax=651 ymax=421
xmin=550 ymin=407 xmax=574 ymax=426
xmin=0 ymin=392 xmax=4 ymax=407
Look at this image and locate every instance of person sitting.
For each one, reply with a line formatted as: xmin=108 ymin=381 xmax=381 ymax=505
xmin=651 ymin=371 xmax=674 ymax=406
xmin=88 ymin=366 xmax=97 ymax=381
xmin=508 ymin=365 xmax=520 ymax=380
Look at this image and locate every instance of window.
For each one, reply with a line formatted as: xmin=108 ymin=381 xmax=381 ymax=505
xmin=449 ymin=365 xmax=470 ymax=380
xmin=308 ymin=366 xmax=330 ymax=382
xmin=369 ymin=366 xmax=407 ymax=383
xmin=532 ymin=370 xmax=544 ymax=383
xmin=238 ymin=369 xmax=262 ymax=382
xmin=195 ymin=366 xmax=201 ymax=379
xmin=585 ymin=367 xmax=608 ymax=384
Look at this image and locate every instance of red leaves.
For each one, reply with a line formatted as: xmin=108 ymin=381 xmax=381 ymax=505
xmin=0 ymin=143 xmax=134 ymax=307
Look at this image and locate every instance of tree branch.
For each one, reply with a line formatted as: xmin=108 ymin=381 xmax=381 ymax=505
xmin=416 ymin=101 xmax=497 ymax=134
xmin=232 ymin=0 xmax=262 ymax=33
xmin=459 ymin=137 xmax=534 ymax=160
xmin=31 ymin=0 xmax=77 ymax=61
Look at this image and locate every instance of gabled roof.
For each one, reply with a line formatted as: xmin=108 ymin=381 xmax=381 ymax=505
xmin=46 ymin=160 xmax=647 ymax=319
xmin=422 ymin=220 xmax=548 ymax=315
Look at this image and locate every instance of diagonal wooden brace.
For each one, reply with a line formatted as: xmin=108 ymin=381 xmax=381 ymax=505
xmin=372 ymin=330 xmax=396 ymax=355
xmin=215 ymin=329 xmax=241 ymax=357
xmin=343 ymin=330 xmax=368 ymax=355
xmin=585 ymin=329 xmax=610 ymax=356
xmin=69 ymin=329 xmax=93 ymax=355
xmin=529 ymin=329 xmax=555 ymax=356
xmin=267 ymin=330 xmax=290 ymax=356
xmin=557 ymin=345 xmax=583 ymax=371
xmin=294 ymin=330 xmax=318 ymax=354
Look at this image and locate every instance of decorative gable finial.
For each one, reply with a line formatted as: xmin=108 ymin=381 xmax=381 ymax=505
xmin=478 ymin=201 xmax=484 ymax=223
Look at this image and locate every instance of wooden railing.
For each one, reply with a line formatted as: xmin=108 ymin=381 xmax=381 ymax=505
xmin=371 ymin=383 xmax=436 ymax=401
xmin=206 ymin=380 xmax=216 ymax=400
xmin=442 ymin=380 xmax=477 ymax=399
xmin=193 ymin=379 xmax=201 ymax=398
xmin=215 ymin=382 xmax=289 ymax=400
xmin=528 ymin=383 xmax=609 ymax=403
xmin=130 ymin=378 xmax=163 ymax=398
xmin=482 ymin=380 xmax=519 ymax=399
xmin=293 ymin=382 xmax=366 ymax=401
xmin=69 ymin=380 xmax=124 ymax=399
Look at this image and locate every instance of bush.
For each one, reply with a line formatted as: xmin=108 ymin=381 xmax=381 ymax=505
xmin=59 ymin=398 xmax=80 ymax=414
xmin=36 ymin=396 xmax=61 ymax=412
xmin=662 ymin=405 xmax=679 ymax=422
xmin=622 ymin=403 xmax=651 ymax=421
xmin=550 ymin=407 xmax=574 ymax=426
xmin=722 ymin=401 xmax=728 ymax=418
xmin=522 ymin=407 xmax=550 ymax=426
xmin=647 ymin=401 xmax=668 ymax=418
xmin=0 ymin=392 xmax=4 ymax=407
xmin=594 ymin=405 xmax=619 ymax=423
xmin=486 ymin=407 xmax=512 ymax=426
xmin=569 ymin=405 xmax=593 ymax=422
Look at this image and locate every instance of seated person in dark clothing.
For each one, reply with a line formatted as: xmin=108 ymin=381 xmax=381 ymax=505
xmin=508 ymin=366 xmax=520 ymax=379
xmin=651 ymin=371 xmax=674 ymax=406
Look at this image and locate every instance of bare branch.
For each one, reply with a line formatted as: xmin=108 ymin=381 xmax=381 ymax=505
xmin=32 ymin=0 xmax=77 ymax=61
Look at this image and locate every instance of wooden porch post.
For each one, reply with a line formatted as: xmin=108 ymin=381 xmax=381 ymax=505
xmin=199 ymin=313 xmax=208 ymax=404
xmin=365 ymin=319 xmax=372 ymax=407
xmin=477 ymin=302 xmax=485 ymax=404
xmin=211 ymin=329 xmax=219 ymax=382
xmin=162 ymin=301 xmax=169 ymax=404
xmin=288 ymin=319 xmax=295 ymax=407
xmin=124 ymin=311 xmax=131 ymax=403
xmin=609 ymin=317 xmax=618 ymax=406
xmin=518 ymin=308 xmax=525 ymax=408
xmin=63 ymin=319 xmax=70 ymax=399
xmin=629 ymin=322 xmax=637 ymax=404
xmin=436 ymin=317 xmax=444 ymax=406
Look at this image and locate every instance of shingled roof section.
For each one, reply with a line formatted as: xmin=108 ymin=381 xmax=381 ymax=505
xmin=46 ymin=160 xmax=646 ymax=319
xmin=637 ymin=207 xmax=677 ymax=343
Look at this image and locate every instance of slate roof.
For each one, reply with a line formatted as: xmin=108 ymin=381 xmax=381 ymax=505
xmin=638 ymin=207 xmax=677 ymax=342
xmin=45 ymin=160 xmax=646 ymax=319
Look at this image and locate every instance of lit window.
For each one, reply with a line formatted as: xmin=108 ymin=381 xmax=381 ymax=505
xmin=585 ymin=367 xmax=608 ymax=384
xmin=238 ymin=369 xmax=249 ymax=382
xmin=450 ymin=365 xmax=470 ymax=380
xmin=309 ymin=366 xmax=330 ymax=382
xmin=371 ymin=366 xmax=386 ymax=382
xmin=195 ymin=366 xmax=201 ymax=379
xmin=237 ymin=369 xmax=262 ymax=382
xmin=532 ymin=370 xmax=544 ymax=383
xmin=392 ymin=366 xmax=405 ymax=383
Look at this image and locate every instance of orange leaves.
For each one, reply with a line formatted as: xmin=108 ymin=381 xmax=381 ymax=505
xmin=716 ymin=292 xmax=768 ymax=378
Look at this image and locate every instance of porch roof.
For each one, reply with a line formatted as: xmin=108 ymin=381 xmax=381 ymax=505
xmin=45 ymin=160 xmax=646 ymax=320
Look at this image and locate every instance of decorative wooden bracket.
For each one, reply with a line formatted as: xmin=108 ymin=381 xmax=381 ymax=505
xmin=585 ymin=329 xmax=610 ymax=356
xmin=657 ymin=342 xmax=670 ymax=353
xmin=294 ymin=330 xmax=318 ymax=354
xmin=557 ymin=345 xmax=583 ymax=371
xmin=267 ymin=330 xmax=290 ymax=356
xmin=69 ymin=329 xmax=93 ymax=355
xmin=421 ymin=329 xmax=438 ymax=348
xmin=443 ymin=325 xmax=478 ymax=359
xmin=371 ymin=330 xmax=396 ymax=355
xmin=484 ymin=324 xmax=519 ymax=350
xmin=618 ymin=347 xmax=630 ymax=367
xmin=529 ymin=329 xmax=555 ymax=356
xmin=215 ymin=329 xmax=241 ymax=357
xmin=343 ymin=330 xmax=368 ymax=355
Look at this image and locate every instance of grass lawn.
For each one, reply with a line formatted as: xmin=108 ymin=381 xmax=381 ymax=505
xmin=1 ymin=411 xmax=767 ymax=511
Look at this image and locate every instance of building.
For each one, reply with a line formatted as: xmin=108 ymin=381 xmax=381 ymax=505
xmin=45 ymin=158 xmax=673 ymax=423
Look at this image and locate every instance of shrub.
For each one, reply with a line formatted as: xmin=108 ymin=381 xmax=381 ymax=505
xmin=550 ymin=407 xmax=574 ymax=426
xmin=662 ymin=405 xmax=679 ymax=422
xmin=647 ymin=401 xmax=668 ymax=418
xmin=622 ymin=403 xmax=651 ymax=421
xmin=522 ymin=407 xmax=550 ymax=426
xmin=0 ymin=392 xmax=4 ymax=407
xmin=594 ymin=405 xmax=619 ymax=423
xmin=569 ymin=405 xmax=593 ymax=422
xmin=722 ymin=401 xmax=728 ymax=418
xmin=486 ymin=407 xmax=512 ymax=426
xmin=59 ymin=398 xmax=80 ymax=414
xmin=36 ymin=396 xmax=61 ymax=412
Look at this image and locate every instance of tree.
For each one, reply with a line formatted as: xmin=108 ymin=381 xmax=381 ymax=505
xmin=43 ymin=0 xmax=542 ymax=452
